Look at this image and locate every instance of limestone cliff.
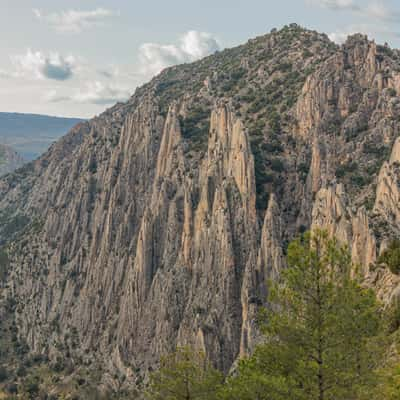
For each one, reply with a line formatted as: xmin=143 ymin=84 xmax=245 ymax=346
xmin=374 ymin=136 xmax=400 ymax=230
xmin=1 ymin=25 xmax=400 ymax=392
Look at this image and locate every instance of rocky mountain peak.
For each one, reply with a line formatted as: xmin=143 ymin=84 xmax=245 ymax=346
xmin=1 ymin=25 xmax=400 ymax=394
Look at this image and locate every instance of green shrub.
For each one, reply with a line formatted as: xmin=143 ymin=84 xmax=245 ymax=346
xmin=335 ymin=161 xmax=358 ymax=178
xmin=22 ymin=376 xmax=40 ymax=398
xmin=386 ymin=301 xmax=400 ymax=333
xmin=270 ymin=158 xmax=285 ymax=173
xmin=377 ymin=44 xmax=394 ymax=58
xmin=297 ymin=162 xmax=310 ymax=182
xmin=0 ymin=366 xmax=8 ymax=382
xmin=179 ymin=106 xmax=210 ymax=151
xmin=268 ymin=112 xmax=281 ymax=134
xmin=0 ymin=247 xmax=9 ymax=281
xmin=262 ymin=141 xmax=283 ymax=153
xmin=379 ymin=240 xmax=400 ymax=274
xmin=350 ymin=173 xmax=368 ymax=187
xmin=88 ymin=158 xmax=97 ymax=174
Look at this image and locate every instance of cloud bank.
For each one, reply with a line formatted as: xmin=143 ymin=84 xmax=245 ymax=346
xmin=12 ymin=50 xmax=76 ymax=80
xmin=307 ymin=0 xmax=400 ymax=44
xmin=33 ymin=8 xmax=119 ymax=34
xmin=308 ymin=0 xmax=400 ymax=21
xmin=48 ymin=82 xmax=131 ymax=105
xmin=307 ymin=0 xmax=358 ymax=10
xmin=2 ymin=30 xmax=220 ymax=109
xmin=365 ymin=3 xmax=400 ymax=23
xmin=139 ymin=30 xmax=220 ymax=75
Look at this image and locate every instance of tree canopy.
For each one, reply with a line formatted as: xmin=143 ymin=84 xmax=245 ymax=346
xmin=146 ymin=347 xmax=223 ymax=400
xmin=221 ymin=230 xmax=385 ymax=400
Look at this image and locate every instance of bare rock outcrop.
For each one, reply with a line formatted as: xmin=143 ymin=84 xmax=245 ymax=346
xmin=311 ymin=184 xmax=376 ymax=274
xmin=374 ymin=136 xmax=400 ymax=229
xmin=3 ymin=26 xmax=400 ymax=392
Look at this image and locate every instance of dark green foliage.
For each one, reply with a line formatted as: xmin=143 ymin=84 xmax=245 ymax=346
xmin=268 ymin=112 xmax=281 ymax=134
xmin=363 ymin=142 xmax=383 ymax=155
xmin=377 ymin=44 xmax=394 ymax=58
xmin=378 ymin=240 xmax=400 ymax=274
xmin=0 ymin=247 xmax=9 ymax=281
xmin=262 ymin=140 xmax=283 ymax=154
xmin=88 ymin=157 xmax=97 ymax=174
xmin=221 ymin=231 xmax=386 ymax=400
xmin=297 ymin=162 xmax=310 ymax=182
xmin=51 ymin=356 xmax=66 ymax=373
xmin=350 ymin=173 xmax=369 ymax=187
xmin=386 ymin=301 xmax=400 ymax=333
xmin=230 ymin=68 xmax=246 ymax=81
xmin=22 ymin=375 xmax=40 ymax=399
xmin=146 ymin=347 xmax=223 ymax=400
xmin=270 ymin=158 xmax=285 ymax=173
xmin=335 ymin=161 xmax=370 ymax=187
xmin=335 ymin=161 xmax=358 ymax=178
xmin=0 ymin=366 xmax=8 ymax=382
xmin=220 ymin=68 xmax=247 ymax=93
xmin=88 ymin=176 xmax=98 ymax=208
xmin=0 ymin=208 xmax=30 ymax=245
xmin=155 ymin=80 xmax=180 ymax=96
xmin=179 ymin=106 xmax=211 ymax=152
xmin=277 ymin=62 xmax=292 ymax=73
xmin=303 ymin=48 xmax=313 ymax=58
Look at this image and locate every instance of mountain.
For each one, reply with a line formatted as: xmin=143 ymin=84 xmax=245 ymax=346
xmin=1 ymin=24 xmax=400 ymax=397
xmin=0 ymin=144 xmax=24 ymax=176
xmin=0 ymin=112 xmax=84 ymax=160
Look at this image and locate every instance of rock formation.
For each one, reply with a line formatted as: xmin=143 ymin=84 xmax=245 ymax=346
xmin=374 ymin=136 xmax=400 ymax=229
xmin=1 ymin=25 xmax=400 ymax=392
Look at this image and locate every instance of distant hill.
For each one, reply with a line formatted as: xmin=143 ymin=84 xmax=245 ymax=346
xmin=0 ymin=112 xmax=84 ymax=160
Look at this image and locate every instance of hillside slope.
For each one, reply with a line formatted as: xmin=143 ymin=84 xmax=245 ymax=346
xmin=0 ymin=24 xmax=400 ymax=394
xmin=0 ymin=112 xmax=84 ymax=160
xmin=0 ymin=144 xmax=24 ymax=176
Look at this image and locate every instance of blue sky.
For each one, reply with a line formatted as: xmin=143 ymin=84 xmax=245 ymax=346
xmin=1 ymin=0 xmax=400 ymax=118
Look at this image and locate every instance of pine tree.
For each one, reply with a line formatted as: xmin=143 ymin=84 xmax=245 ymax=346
xmin=146 ymin=347 xmax=223 ymax=400
xmin=222 ymin=230 xmax=385 ymax=400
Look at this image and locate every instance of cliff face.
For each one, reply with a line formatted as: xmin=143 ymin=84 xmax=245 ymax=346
xmin=0 ymin=144 xmax=24 ymax=176
xmin=1 ymin=25 xmax=400 ymax=388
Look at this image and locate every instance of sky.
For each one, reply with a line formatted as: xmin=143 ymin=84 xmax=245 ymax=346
xmin=1 ymin=0 xmax=400 ymax=118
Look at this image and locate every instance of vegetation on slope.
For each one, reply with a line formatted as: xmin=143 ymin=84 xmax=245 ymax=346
xmin=136 ymin=24 xmax=337 ymax=212
xmin=378 ymin=239 xmax=400 ymax=275
xmin=146 ymin=231 xmax=397 ymax=400
xmin=1 ymin=24 xmax=400 ymax=398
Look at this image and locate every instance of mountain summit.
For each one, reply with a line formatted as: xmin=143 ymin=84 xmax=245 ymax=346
xmin=1 ymin=24 xmax=400 ymax=396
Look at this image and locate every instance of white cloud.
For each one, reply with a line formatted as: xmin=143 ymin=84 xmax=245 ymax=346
xmin=328 ymin=23 xmax=400 ymax=44
xmin=139 ymin=30 xmax=220 ymax=76
xmin=365 ymin=2 xmax=400 ymax=22
xmin=12 ymin=50 xmax=76 ymax=80
xmin=306 ymin=0 xmax=359 ymax=10
xmin=308 ymin=0 xmax=400 ymax=22
xmin=33 ymin=8 xmax=119 ymax=34
xmin=48 ymin=81 xmax=131 ymax=105
xmin=329 ymin=28 xmax=359 ymax=44
xmin=4 ymin=30 xmax=219 ymax=114
xmin=180 ymin=31 xmax=220 ymax=59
